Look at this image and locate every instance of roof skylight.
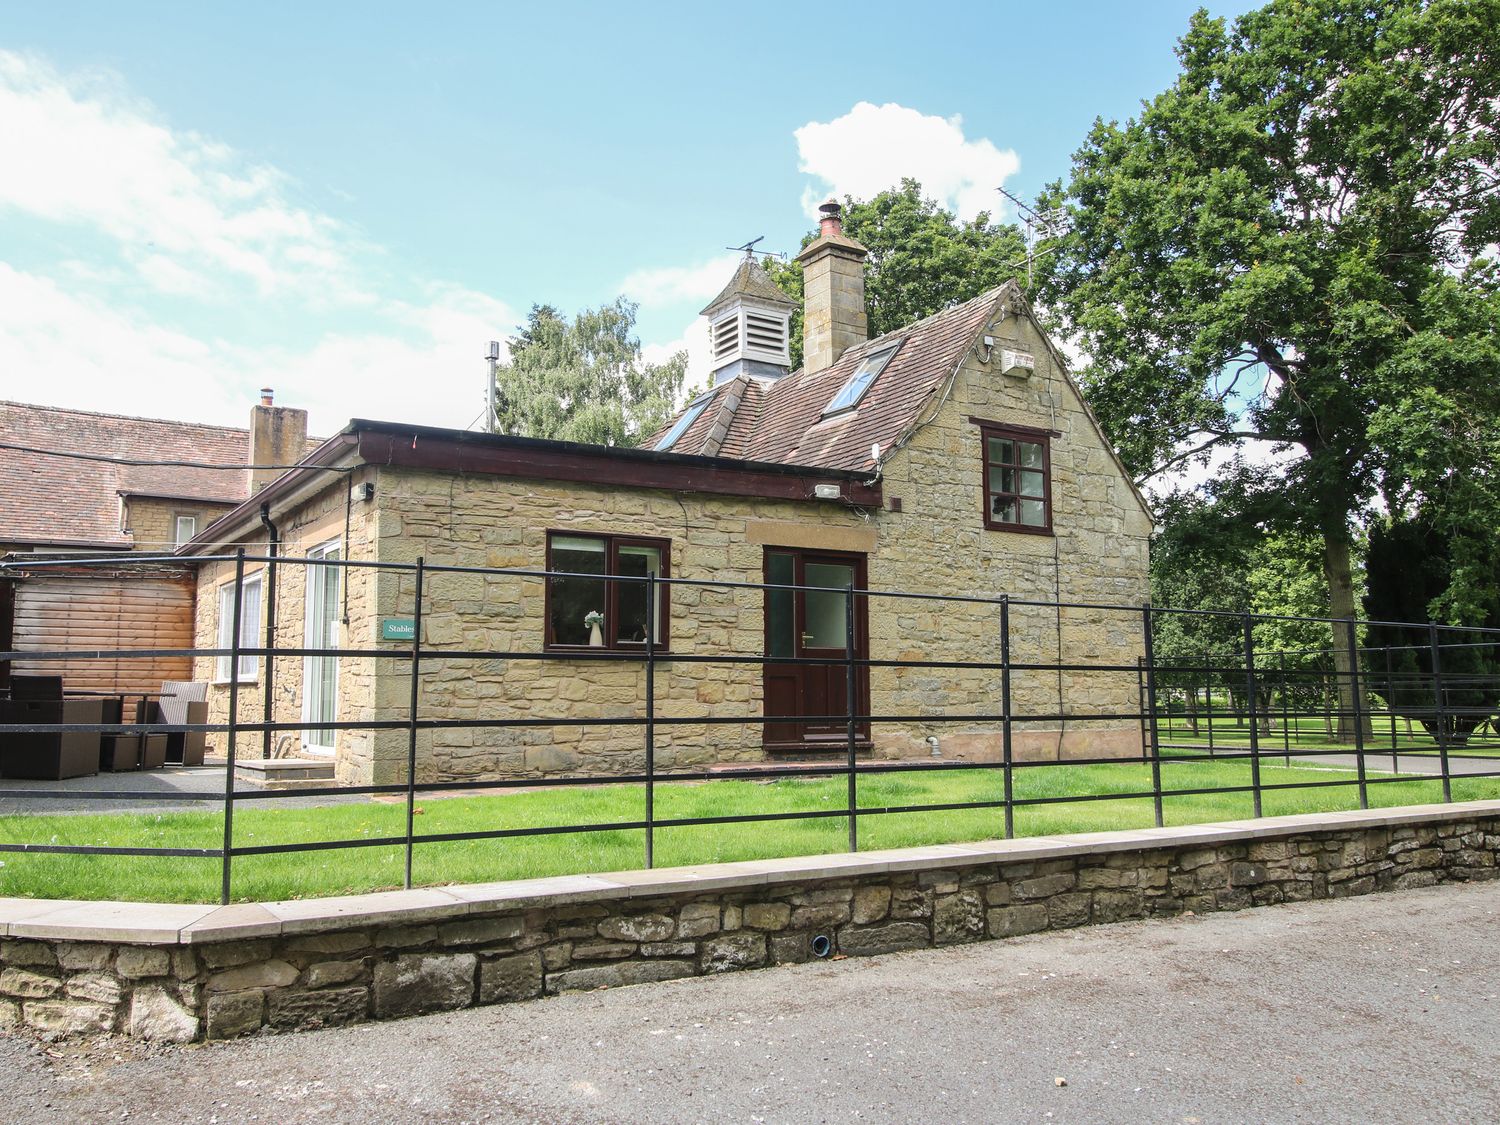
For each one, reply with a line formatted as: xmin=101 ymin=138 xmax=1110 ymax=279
xmin=822 ymin=344 xmax=900 ymax=417
xmin=654 ymin=391 xmax=716 ymax=452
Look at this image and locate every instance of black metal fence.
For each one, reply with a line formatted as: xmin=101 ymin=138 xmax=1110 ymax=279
xmin=2 ymin=550 xmax=1498 ymax=905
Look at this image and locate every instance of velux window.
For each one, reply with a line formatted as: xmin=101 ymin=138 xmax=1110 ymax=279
xmin=546 ymin=532 xmax=669 ymax=650
xmin=215 ymin=571 xmax=263 ymax=682
xmin=654 ymin=391 xmax=714 ymax=452
xmin=981 ymin=424 xmax=1052 ymax=532
xmin=822 ymin=344 xmax=899 ymax=417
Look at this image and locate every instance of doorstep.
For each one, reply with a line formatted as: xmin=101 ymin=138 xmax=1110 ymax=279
xmin=232 ymin=757 xmax=338 ymax=790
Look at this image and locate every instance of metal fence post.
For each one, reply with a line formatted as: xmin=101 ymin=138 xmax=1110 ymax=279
xmin=1280 ymin=650 xmax=1291 ymax=765
xmin=845 ymin=580 xmax=858 ymax=853
xmin=1135 ymin=656 xmax=1148 ymax=764
xmin=1000 ymin=596 xmax=1014 ymax=839
xmin=220 ymin=547 xmax=245 ymax=906
xmin=1142 ymin=604 xmax=1164 ymax=828
xmin=1429 ymin=621 xmax=1452 ymax=803
xmin=1204 ymin=653 xmax=1216 ymax=756
xmin=1346 ymin=620 xmax=1369 ymax=810
xmin=403 ymin=558 xmax=425 ymax=889
xmin=645 ymin=571 xmax=656 ymax=870
xmin=1242 ymin=615 xmax=1263 ymax=818
xmin=1384 ymin=644 xmax=1399 ymax=771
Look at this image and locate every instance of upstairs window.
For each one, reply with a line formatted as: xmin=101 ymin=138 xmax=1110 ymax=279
xmin=980 ymin=423 xmax=1052 ymax=533
xmin=822 ymin=344 xmax=899 ymax=417
xmin=174 ymin=514 xmax=198 ymax=545
xmin=546 ymin=532 xmax=670 ymax=650
xmin=654 ymin=391 xmax=715 ymax=452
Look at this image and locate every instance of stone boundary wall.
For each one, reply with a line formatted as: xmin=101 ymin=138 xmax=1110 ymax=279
xmin=2 ymin=802 xmax=1498 ymax=1042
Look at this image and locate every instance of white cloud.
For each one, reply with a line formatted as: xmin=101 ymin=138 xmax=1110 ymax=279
xmin=794 ymin=102 xmax=1020 ymax=222
xmin=621 ymin=254 xmax=741 ymax=309
xmin=0 ymin=262 xmax=513 ymax=433
xmin=0 ymin=51 xmax=515 ymax=434
xmin=641 ymin=318 xmax=711 ymax=395
xmin=0 ymin=51 xmax=361 ymax=301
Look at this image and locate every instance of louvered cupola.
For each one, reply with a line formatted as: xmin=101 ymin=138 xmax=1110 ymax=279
xmin=700 ymin=256 xmax=796 ymax=385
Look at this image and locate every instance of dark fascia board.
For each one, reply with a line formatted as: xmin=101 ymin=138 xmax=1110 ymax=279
xmin=117 ymin=489 xmax=243 ymax=505
xmin=351 ymin=420 xmax=884 ymax=506
xmin=179 ymin=422 xmax=882 ymax=555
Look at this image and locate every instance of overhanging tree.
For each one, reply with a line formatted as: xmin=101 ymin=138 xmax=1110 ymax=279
xmin=1037 ymin=0 xmax=1500 ymax=739
xmin=491 ymin=298 xmax=687 ymax=447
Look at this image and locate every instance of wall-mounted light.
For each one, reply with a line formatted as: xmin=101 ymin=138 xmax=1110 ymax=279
xmin=813 ymin=482 xmax=842 ymax=500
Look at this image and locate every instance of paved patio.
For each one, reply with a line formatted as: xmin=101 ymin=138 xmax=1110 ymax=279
xmin=0 ymin=766 xmax=366 ymax=815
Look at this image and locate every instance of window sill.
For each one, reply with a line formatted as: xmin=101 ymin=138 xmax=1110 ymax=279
xmin=211 ymin=678 xmax=261 ymax=688
xmin=543 ymin=645 xmax=671 ymax=657
xmin=983 ymin=521 xmax=1054 ymax=537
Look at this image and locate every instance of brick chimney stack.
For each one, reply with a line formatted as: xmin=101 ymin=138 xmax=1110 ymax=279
xmin=248 ymin=388 xmax=308 ymax=494
xmin=797 ymin=200 xmax=869 ymax=374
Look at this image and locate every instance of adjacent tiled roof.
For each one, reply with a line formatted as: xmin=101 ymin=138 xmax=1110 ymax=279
xmin=653 ymin=288 xmax=1001 ymax=473
xmin=2 ymin=402 xmax=258 ymax=548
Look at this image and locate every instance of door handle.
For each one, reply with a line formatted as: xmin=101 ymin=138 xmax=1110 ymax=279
xmin=801 ymin=633 xmax=815 ymax=644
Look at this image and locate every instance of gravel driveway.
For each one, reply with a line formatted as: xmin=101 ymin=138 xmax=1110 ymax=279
xmin=3 ymin=880 xmax=1497 ymax=1124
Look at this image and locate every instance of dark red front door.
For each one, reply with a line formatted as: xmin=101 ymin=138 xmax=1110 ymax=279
xmin=763 ymin=548 xmax=870 ymax=752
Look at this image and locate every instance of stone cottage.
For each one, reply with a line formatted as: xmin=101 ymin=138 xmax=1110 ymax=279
xmin=180 ymin=203 xmax=1154 ymax=784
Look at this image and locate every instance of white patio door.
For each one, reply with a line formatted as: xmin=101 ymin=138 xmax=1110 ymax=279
xmin=302 ymin=542 xmax=341 ymax=754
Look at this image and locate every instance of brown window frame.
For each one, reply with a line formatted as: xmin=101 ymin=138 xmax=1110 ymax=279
xmin=974 ymin=420 xmax=1054 ymax=535
xmin=544 ymin=531 xmax=671 ymax=653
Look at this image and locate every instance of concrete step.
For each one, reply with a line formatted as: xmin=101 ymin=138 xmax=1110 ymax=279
xmin=233 ymin=757 xmax=339 ymax=790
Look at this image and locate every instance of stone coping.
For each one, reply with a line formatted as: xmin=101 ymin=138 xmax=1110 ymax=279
xmin=4 ymin=800 xmax=1496 ymax=946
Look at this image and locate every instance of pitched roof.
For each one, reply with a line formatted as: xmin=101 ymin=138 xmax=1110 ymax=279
xmin=2 ymin=401 xmax=258 ymax=548
xmin=654 ymin=288 xmax=1001 ymax=473
xmin=700 ymin=257 xmax=797 ymax=316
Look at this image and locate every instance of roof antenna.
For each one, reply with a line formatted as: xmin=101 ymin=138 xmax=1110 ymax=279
xmin=726 ymin=236 xmax=764 ymax=260
xmin=997 ymin=186 xmax=1069 ymax=286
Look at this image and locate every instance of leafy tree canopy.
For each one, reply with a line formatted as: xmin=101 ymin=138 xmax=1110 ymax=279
xmin=767 ymin=179 xmax=1030 ymax=369
xmin=1035 ymin=0 xmax=1500 ymax=729
xmin=491 ymin=298 xmax=687 ymax=447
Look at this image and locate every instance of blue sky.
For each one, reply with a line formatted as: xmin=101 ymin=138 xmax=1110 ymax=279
xmin=1 ymin=0 xmax=1256 ymax=434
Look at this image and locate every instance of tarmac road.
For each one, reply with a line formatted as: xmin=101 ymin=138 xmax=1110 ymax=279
xmin=3 ymin=880 xmax=1498 ymax=1124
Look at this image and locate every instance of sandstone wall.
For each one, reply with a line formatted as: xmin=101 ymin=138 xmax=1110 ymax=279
xmin=123 ymin=497 xmax=236 ymax=554
xmin=2 ymin=808 xmax=1493 ymax=1042
xmin=193 ymin=467 xmax=385 ymax=782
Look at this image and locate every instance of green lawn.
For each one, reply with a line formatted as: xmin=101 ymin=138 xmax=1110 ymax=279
xmin=3 ymin=758 xmax=1497 ymax=904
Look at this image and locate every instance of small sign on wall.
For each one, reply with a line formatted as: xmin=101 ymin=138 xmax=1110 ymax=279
xmin=381 ymin=617 xmax=415 ymax=641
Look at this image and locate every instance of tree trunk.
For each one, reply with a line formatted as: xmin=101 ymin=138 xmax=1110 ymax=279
xmin=1321 ymin=532 xmax=1373 ymax=743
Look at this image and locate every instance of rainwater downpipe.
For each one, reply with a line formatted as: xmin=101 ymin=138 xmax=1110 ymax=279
xmin=259 ymin=501 xmax=279 ymax=763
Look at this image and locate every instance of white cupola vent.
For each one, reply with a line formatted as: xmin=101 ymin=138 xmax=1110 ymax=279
xmin=699 ymin=255 xmax=797 ymax=385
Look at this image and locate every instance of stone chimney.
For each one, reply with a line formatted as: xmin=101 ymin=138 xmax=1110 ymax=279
xmin=797 ymin=200 xmax=869 ymax=374
xmin=248 ymin=388 xmax=308 ymax=494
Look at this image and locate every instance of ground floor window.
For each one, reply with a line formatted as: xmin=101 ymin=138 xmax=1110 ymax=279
xmin=302 ymin=542 xmax=341 ymax=752
xmin=215 ymin=571 xmax=262 ymax=682
xmin=546 ymin=532 xmax=669 ymax=650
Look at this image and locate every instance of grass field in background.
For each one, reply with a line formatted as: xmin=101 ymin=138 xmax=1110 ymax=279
xmin=3 ymin=758 xmax=1497 ymax=904
xmin=1157 ymin=710 xmax=1500 ymax=757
